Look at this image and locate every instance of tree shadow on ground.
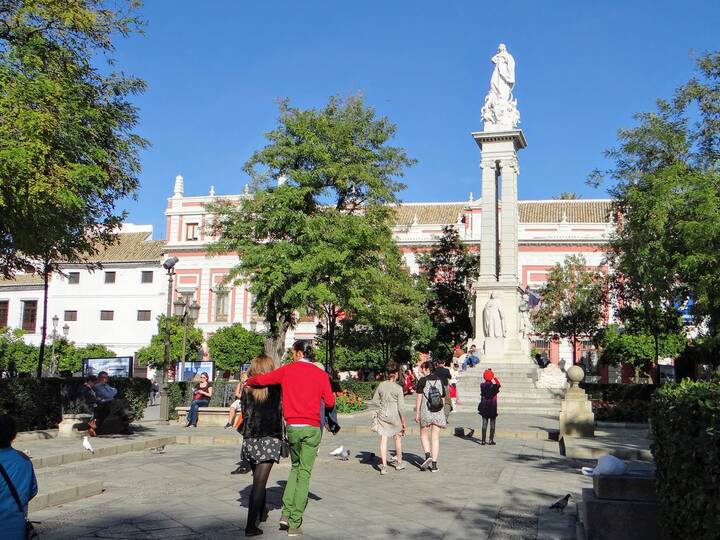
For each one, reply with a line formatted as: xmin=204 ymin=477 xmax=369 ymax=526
xmin=236 ymin=479 xmax=322 ymax=510
xmin=355 ymin=450 xmax=426 ymax=470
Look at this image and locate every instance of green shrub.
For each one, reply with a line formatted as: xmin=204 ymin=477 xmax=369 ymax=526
xmin=338 ymin=381 xmax=380 ymax=400
xmin=581 ymin=383 xmax=657 ymax=402
xmin=334 ymin=392 xmax=366 ymax=413
xmin=0 ymin=377 xmax=150 ymax=431
xmin=593 ymin=399 xmax=650 ymax=422
xmin=651 ymin=380 xmax=720 ymax=540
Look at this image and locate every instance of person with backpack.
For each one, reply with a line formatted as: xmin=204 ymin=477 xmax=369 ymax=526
xmin=478 ymin=368 xmax=502 ymax=445
xmin=414 ymin=361 xmax=446 ymax=472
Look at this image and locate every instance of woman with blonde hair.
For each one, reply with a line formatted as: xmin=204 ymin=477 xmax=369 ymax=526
xmin=371 ymin=361 xmax=407 ymax=475
xmin=239 ymin=355 xmax=283 ymax=537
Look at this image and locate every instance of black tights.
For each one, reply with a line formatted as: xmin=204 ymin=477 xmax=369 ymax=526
xmin=246 ymin=461 xmax=274 ymax=531
xmin=481 ymin=417 xmax=496 ymax=442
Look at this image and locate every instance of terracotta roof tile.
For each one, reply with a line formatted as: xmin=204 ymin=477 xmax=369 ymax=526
xmin=392 ymin=203 xmax=467 ymax=226
xmin=84 ymin=233 xmax=166 ymax=263
xmin=392 ymin=200 xmax=612 ymax=225
xmin=0 ymin=273 xmax=44 ymax=286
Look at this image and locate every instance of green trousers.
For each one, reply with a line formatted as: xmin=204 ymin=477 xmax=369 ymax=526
xmin=282 ymin=425 xmax=322 ymax=529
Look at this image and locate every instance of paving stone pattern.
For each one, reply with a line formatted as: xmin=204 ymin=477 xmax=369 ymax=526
xmin=31 ymin=416 xmax=591 ymax=540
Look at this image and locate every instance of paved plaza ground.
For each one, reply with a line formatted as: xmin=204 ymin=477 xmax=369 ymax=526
xmin=16 ymin=408 xmax=654 ymax=540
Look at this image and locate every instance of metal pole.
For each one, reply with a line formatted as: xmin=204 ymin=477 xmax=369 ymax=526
xmin=180 ymin=311 xmax=188 ymax=382
xmin=159 ymin=269 xmax=174 ymax=423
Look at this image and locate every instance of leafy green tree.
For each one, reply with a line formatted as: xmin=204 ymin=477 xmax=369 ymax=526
xmin=0 ymin=329 xmax=37 ymax=374
xmin=553 ymin=192 xmax=582 ymax=200
xmin=343 ymin=252 xmax=427 ymax=364
xmin=207 ymin=324 xmax=264 ymax=373
xmin=418 ymin=225 xmax=480 ymax=356
xmin=209 ymin=95 xmax=414 ymax=363
xmin=532 ymin=255 xmax=606 ymax=365
xmin=0 ymin=1 xmax=147 ymax=375
xmin=60 ymin=343 xmax=116 ymax=374
xmin=589 ymin=52 xmax=720 ymax=342
xmin=599 ymin=324 xmax=686 ymax=382
xmin=135 ymin=316 xmax=203 ymax=369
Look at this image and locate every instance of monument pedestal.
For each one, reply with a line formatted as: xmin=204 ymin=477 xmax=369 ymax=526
xmin=474 ymin=282 xmax=530 ymax=364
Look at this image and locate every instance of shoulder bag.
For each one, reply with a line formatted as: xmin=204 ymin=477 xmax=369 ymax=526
xmin=0 ymin=463 xmax=38 ymax=539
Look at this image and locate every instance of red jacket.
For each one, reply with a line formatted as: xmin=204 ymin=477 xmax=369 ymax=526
xmin=245 ymin=360 xmax=335 ymax=427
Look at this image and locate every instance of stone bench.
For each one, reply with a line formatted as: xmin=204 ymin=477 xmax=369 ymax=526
xmin=578 ymin=467 xmax=658 ymax=540
xmin=175 ymin=406 xmax=234 ymax=427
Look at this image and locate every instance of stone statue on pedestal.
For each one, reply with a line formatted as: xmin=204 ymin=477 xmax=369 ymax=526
xmin=481 ymin=43 xmax=520 ymax=131
xmin=482 ymin=292 xmax=506 ymax=338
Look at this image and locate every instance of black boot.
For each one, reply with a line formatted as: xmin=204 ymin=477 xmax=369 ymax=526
xmin=489 ymin=419 xmax=496 ymax=445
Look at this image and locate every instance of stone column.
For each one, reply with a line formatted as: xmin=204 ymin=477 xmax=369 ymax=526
xmin=479 ymin=159 xmax=498 ymax=281
xmin=499 ymin=158 xmax=519 ymax=284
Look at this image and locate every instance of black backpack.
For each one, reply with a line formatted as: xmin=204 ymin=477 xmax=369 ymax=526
xmin=425 ymin=379 xmax=444 ymax=413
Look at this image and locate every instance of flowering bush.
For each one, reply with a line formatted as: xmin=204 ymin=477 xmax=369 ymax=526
xmin=334 ymin=391 xmax=366 ymax=413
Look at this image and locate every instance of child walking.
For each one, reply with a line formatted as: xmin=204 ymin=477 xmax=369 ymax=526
xmin=478 ymin=368 xmax=501 ymax=445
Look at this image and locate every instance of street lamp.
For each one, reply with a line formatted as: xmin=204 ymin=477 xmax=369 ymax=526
xmin=250 ymin=318 xmax=257 ymax=333
xmin=160 ymin=256 xmax=179 ymax=422
xmin=175 ymin=296 xmax=200 ymax=382
xmin=49 ymin=314 xmax=60 ymax=377
xmin=315 ymin=320 xmax=329 ymax=372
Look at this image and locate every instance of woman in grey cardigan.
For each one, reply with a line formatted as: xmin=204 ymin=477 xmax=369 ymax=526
xmin=371 ymin=362 xmax=407 ymax=475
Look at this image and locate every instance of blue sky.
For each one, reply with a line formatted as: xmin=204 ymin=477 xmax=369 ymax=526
xmin=113 ymin=1 xmax=720 ymax=239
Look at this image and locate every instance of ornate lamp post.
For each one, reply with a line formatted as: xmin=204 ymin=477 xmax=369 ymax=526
xmin=49 ymin=315 xmax=59 ymax=376
xmin=174 ymin=296 xmax=201 ymax=382
xmin=160 ymin=256 xmax=179 ymax=422
xmin=315 ymin=321 xmax=329 ymax=371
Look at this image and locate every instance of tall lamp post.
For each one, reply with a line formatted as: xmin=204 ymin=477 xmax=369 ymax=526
xmin=174 ymin=296 xmax=201 ymax=382
xmin=160 ymin=256 xmax=179 ymax=422
xmin=48 ymin=315 xmax=70 ymax=376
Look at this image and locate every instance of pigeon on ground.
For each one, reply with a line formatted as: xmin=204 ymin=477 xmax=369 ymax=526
xmin=329 ymin=445 xmax=344 ymax=456
xmin=549 ymin=494 xmax=572 ymax=512
xmin=149 ymin=445 xmax=166 ymax=454
xmin=336 ymin=449 xmax=351 ymax=461
xmin=82 ymin=436 xmax=95 ymax=454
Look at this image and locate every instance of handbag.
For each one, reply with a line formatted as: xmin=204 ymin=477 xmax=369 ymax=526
xmin=0 ymin=463 xmax=38 ymax=539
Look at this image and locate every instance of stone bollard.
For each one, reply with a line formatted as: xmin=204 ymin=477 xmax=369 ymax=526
xmin=57 ymin=414 xmax=92 ymax=439
xmin=559 ymin=365 xmax=594 ymax=438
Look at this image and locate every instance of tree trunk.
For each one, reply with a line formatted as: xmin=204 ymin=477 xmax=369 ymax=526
xmin=328 ymin=309 xmax=337 ymax=370
xmin=264 ymin=320 xmax=290 ymax=365
xmin=653 ymin=331 xmax=660 ymax=385
xmin=571 ymin=335 xmax=577 ymax=365
xmin=36 ymin=265 xmax=50 ymax=378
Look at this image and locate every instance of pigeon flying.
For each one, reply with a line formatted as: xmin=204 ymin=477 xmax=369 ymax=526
xmin=82 ymin=436 xmax=95 ymax=454
xmin=549 ymin=494 xmax=572 ymax=512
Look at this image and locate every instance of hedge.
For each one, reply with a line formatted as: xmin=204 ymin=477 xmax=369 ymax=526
xmin=651 ymin=380 xmax=720 ymax=540
xmin=0 ymin=377 xmax=150 ymax=431
xmin=338 ymin=381 xmax=380 ymax=400
xmin=580 ymin=383 xmax=657 ymax=402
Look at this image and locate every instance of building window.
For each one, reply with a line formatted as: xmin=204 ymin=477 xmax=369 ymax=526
xmin=22 ymin=300 xmax=37 ymax=333
xmin=68 ymin=272 xmax=80 ymax=284
xmin=0 ymin=301 xmax=8 ymax=328
xmin=137 ymin=310 xmax=151 ymax=321
xmin=64 ymin=310 xmax=77 ymax=322
xmin=214 ymin=288 xmax=229 ymax=322
xmin=100 ymin=310 xmax=114 ymax=321
xmin=104 ymin=271 xmax=116 ymax=284
xmin=186 ymin=223 xmax=199 ymax=241
xmin=141 ymin=271 xmax=154 ymax=284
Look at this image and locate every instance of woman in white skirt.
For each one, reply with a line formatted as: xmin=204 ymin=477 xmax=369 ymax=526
xmin=371 ymin=362 xmax=407 ymax=475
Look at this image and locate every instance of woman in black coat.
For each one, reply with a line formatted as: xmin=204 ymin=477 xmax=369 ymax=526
xmin=478 ymin=368 xmax=501 ymax=445
xmin=239 ymin=355 xmax=283 ymax=537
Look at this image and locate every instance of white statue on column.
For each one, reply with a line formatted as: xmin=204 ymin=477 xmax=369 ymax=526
xmin=482 ymin=292 xmax=506 ymax=338
xmin=481 ymin=43 xmax=520 ymax=131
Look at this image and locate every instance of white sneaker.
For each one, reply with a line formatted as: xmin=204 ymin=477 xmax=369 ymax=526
xmin=393 ymin=462 xmax=406 ymax=471
xmin=379 ymin=465 xmax=388 ymax=475
xmin=388 ymin=455 xmax=397 ymax=464
xmin=420 ymin=457 xmax=432 ymax=471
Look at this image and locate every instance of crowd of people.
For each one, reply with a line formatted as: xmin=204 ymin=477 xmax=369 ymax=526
xmin=230 ymin=341 xmax=501 ymax=537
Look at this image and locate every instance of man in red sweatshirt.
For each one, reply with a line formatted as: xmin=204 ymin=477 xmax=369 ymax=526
xmin=245 ymin=340 xmax=335 ymax=537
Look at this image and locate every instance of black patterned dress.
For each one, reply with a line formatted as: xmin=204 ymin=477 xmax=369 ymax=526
xmin=240 ymin=386 xmax=284 ymax=464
